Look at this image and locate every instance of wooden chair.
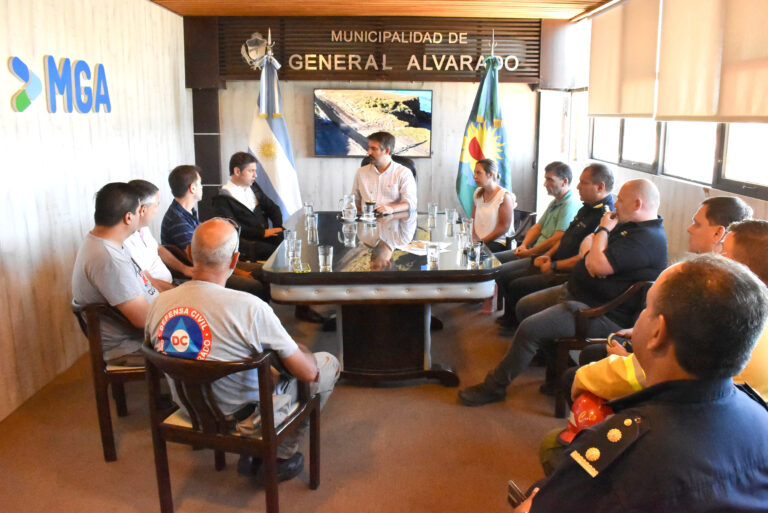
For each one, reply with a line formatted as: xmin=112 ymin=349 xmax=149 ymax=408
xmin=72 ymin=304 xmax=146 ymax=462
xmin=552 ymin=281 xmax=653 ymax=418
xmin=141 ymin=343 xmax=321 ymax=513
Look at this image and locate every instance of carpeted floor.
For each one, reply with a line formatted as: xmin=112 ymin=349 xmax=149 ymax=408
xmin=0 ymin=302 xmax=564 ymax=513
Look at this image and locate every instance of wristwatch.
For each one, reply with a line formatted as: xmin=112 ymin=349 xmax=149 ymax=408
xmin=596 ymin=226 xmax=610 ymax=235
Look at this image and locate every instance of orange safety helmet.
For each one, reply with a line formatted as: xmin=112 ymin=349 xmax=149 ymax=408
xmin=558 ymin=391 xmax=613 ymax=444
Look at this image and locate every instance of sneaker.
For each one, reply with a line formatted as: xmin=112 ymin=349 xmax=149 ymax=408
xmin=458 ymin=383 xmax=506 ymax=406
xmin=255 ymin=452 xmax=305 ymax=485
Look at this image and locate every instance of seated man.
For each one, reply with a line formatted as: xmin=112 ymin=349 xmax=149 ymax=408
xmin=352 ymin=131 xmax=417 ymax=215
xmin=124 ymin=179 xmax=193 ymax=291
xmin=686 ymin=195 xmax=753 ymax=253
xmin=160 ymin=164 xmax=268 ymax=301
xmin=577 ymin=194 xmax=754 ymax=365
xmin=212 ymin=151 xmax=284 ymax=261
xmin=572 ymin=219 xmax=768 ymax=405
xmin=497 ymin=163 xmax=614 ymax=328
xmin=516 ymin=255 xmax=768 ymax=513
xmin=494 ymin=161 xmax=581 ymax=319
xmin=459 ymin=179 xmax=667 ymax=406
xmin=72 ymin=182 xmax=158 ymax=366
xmin=146 ymin=218 xmax=340 ymax=481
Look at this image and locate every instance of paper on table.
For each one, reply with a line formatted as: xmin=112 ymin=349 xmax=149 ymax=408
xmin=398 ymin=241 xmax=452 ymax=255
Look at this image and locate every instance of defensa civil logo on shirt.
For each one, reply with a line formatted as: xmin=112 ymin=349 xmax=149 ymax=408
xmin=156 ymin=307 xmax=212 ymax=360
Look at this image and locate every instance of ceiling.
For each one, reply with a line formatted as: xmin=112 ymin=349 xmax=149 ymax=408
xmin=150 ymin=0 xmax=610 ymax=19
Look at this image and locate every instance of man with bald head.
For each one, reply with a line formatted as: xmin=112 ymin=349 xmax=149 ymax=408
xmin=460 ymin=179 xmax=668 ymax=406
xmin=146 ymin=219 xmax=340 ymax=482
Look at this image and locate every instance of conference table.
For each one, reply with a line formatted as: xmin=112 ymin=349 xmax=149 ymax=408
xmin=261 ymin=210 xmax=501 ymax=387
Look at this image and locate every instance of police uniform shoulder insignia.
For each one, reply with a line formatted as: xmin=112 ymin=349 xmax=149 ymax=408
xmin=569 ymin=414 xmax=646 ymax=478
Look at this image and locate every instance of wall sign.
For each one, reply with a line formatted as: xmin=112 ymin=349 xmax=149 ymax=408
xmin=216 ymin=17 xmax=541 ymax=83
xmin=8 ymin=55 xmax=111 ymax=113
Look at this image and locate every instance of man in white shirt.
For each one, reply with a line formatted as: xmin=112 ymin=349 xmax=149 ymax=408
xmin=124 ymin=179 xmax=193 ymax=292
xmin=352 ymin=131 xmax=417 ymax=215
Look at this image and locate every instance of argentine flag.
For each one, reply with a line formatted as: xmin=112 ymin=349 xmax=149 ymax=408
xmin=456 ymin=56 xmax=512 ymax=216
xmin=248 ymin=54 xmax=302 ymax=219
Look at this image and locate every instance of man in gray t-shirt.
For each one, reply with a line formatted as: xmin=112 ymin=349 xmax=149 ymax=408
xmin=146 ymin=218 xmax=339 ymax=480
xmin=72 ymin=183 xmax=158 ymax=364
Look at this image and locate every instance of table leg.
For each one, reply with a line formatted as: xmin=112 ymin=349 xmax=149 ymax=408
xmin=338 ymin=303 xmax=459 ymax=387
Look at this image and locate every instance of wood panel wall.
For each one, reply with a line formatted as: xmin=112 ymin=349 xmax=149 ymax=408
xmin=0 ymin=0 xmax=194 ymax=421
xmin=218 ymin=80 xmax=539 ymax=214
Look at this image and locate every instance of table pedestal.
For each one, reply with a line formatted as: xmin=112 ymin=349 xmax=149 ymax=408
xmin=338 ymin=303 xmax=459 ymax=387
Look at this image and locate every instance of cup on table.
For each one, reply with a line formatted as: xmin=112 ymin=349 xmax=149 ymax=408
xmin=428 ymin=202 xmax=439 ymax=218
xmin=363 ymin=201 xmax=376 ymax=220
xmin=467 ymin=241 xmax=483 ymax=268
xmin=306 ymin=212 xmax=318 ymax=230
xmin=462 ymin=218 xmax=474 ymax=239
xmin=318 ymin=245 xmax=333 ymax=272
xmin=303 ymin=201 xmax=314 ymax=217
xmin=289 ymin=238 xmax=302 ymax=271
xmin=426 ymin=242 xmax=440 ymax=270
xmin=307 ymin=227 xmax=319 ymax=246
xmin=447 ymin=208 xmax=458 ymax=225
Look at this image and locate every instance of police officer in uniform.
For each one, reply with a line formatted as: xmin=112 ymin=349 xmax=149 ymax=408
xmin=515 ymin=255 xmax=768 ymax=513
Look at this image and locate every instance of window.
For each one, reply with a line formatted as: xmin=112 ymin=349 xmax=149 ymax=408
xmin=620 ymin=118 xmax=657 ymax=170
xmin=591 ymin=117 xmax=620 ymax=163
xmin=662 ymin=121 xmax=719 ymax=184
xmin=723 ymin=123 xmax=768 ymax=187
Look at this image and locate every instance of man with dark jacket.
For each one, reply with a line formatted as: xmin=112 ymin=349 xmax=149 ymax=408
xmin=212 ymin=152 xmax=284 ymax=261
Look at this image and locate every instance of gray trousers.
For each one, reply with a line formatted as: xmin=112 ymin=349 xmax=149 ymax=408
xmin=486 ymin=285 xmax=622 ymax=390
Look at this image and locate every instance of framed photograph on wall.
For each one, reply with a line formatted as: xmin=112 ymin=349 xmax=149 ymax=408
xmin=314 ymin=89 xmax=433 ymax=157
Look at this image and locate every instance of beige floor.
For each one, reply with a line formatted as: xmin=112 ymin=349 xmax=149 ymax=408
xmin=0 ymin=302 xmax=564 ymax=513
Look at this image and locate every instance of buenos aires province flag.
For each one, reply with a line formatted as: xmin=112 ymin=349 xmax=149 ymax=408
xmin=456 ymin=56 xmax=512 ymax=216
xmin=248 ymin=55 xmax=302 ymax=219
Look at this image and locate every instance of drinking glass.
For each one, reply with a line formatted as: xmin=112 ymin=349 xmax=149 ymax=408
xmin=467 ymin=241 xmax=483 ymax=268
xmin=462 ymin=218 xmax=474 ymax=239
xmin=318 ymin=245 xmax=333 ymax=272
xmin=303 ymin=201 xmax=314 ymax=217
xmin=426 ymin=242 xmax=439 ymax=270
xmin=428 ymin=202 xmax=439 ymax=217
xmin=289 ymin=239 xmax=302 ymax=271
xmin=307 ymin=227 xmax=319 ymax=246
xmin=363 ymin=201 xmax=376 ymax=220
xmin=447 ymin=208 xmax=458 ymax=225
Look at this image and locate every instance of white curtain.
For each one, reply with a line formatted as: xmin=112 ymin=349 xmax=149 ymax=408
xmin=588 ymin=0 xmax=659 ymax=117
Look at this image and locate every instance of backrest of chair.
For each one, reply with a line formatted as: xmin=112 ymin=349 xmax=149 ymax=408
xmin=359 ymin=155 xmax=418 ymax=183
xmin=73 ymin=304 xmax=141 ymax=368
xmin=141 ymin=343 xmax=277 ymax=436
xmin=512 ymin=210 xmax=537 ymax=245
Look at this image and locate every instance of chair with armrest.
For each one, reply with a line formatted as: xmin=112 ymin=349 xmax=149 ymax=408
xmin=141 ymin=342 xmax=321 ymax=513
xmin=551 ymin=281 xmax=653 ymax=418
xmin=507 ymin=210 xmax=537 ymax=248
xmin=72 ymin=304 xmax=146 ymax=462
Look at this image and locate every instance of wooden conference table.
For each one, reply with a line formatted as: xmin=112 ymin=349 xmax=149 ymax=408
xmin=261 ymin=211 xmax=501 ymax=387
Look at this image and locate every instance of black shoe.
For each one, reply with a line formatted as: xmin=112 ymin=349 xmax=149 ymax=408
xmin=255 ymin=452 xmax=305 ymax=484
xmin=539 ymin=381 xmax=556 ymax=396
xmin=322 ymin=314 xmax=337 ymax=332
xmin=237 ymin=455 xmax=262 ymax=476
xmin=458 ymin=383 xmax=506 ymax=406
xmin=295 ymin=306 xmax=325 ymax=324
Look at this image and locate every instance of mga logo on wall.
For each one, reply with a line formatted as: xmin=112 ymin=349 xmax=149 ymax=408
xmin=8 ymin=55 xmax=111 ymax=113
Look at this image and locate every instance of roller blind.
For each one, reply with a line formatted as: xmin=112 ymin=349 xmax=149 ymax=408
xmin=588 ymin=0 xmax=659 ymax=117
xmin=656 ymin=0 xmax=768 ymax=121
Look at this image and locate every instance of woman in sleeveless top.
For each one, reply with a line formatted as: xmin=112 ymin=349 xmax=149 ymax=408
xmin=472 ymin=159 xmax=516 ymax=252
